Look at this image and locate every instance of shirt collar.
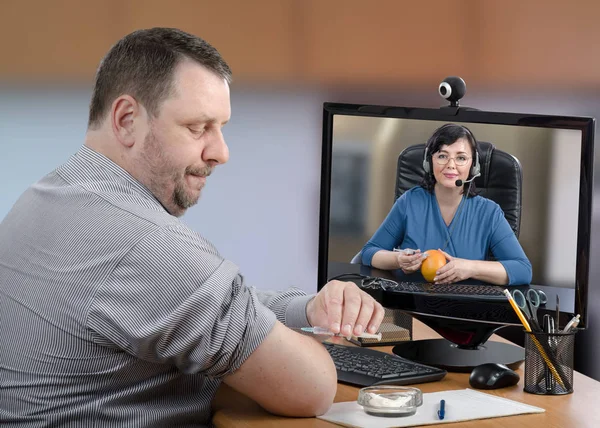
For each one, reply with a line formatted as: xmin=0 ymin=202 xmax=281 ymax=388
xmin=75 ymin=145 xmax=164 ymax=207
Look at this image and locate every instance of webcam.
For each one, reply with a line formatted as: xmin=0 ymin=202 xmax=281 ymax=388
xmin=438 ymin=76 xmax=466 ymax=107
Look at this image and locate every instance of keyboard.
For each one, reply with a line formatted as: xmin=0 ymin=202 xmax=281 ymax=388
xmin=324 ymin=342 xmax=447 ymax=387
xmin=388 ymin=281 xmax=506 ymax=299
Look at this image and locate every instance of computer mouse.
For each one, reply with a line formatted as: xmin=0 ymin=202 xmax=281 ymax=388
xmin=469 ymin=363 xmax=520 ymax=390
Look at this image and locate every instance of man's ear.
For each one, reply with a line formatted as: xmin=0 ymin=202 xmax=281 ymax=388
xmin=110 ymin=95 xmax=142 ymax=148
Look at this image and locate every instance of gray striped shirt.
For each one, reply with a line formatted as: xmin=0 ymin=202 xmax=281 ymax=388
xmin=0 ymin=146 xmax=312 ymax=427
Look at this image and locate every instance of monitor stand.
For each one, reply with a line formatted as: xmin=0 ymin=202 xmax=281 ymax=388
xmin=392 ymin=313 xmax=525 ymax=373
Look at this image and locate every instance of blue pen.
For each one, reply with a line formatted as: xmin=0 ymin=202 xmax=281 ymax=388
xmin=437 ymin=399 xmax=445 ymax=420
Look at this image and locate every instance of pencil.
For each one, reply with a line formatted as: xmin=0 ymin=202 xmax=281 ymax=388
xmin=503 ymin=289 xmax=532 ymax=331
xmin=503 ymin=289 xmax=566 ymax=389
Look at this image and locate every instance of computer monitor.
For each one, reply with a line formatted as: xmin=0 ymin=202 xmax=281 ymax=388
xmin=317 ymin=102 xmax=594 ymax=371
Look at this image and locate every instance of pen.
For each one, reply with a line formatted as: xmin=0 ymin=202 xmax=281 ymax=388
xmin=562 ymin=314 xmax=580 ymax=332
xmin=393 ymin=248 xmax=428 ymax=259
xmin=556 ymin=295 xmax=560 ymax=329
xmin=503 ymin=289 xmax=566 ymax=388
xmin=437 ymin=399 xmax=445 ymax=420
xmin=393 ymin=248 xmax=415 ymax=255
xmin=543 ymin=315 xmax=554 ymax=392
xmin=300 ymin=327 xmax=382 ymax=341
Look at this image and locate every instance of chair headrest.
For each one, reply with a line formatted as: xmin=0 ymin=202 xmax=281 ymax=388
xmin=395 ymin=142 xmax=523 ymax=237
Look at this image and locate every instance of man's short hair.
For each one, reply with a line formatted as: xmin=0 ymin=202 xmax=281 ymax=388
xmin=88 ymin=27 xmax=232 ymax=129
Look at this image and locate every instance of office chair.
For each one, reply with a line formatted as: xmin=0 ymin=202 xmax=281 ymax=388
xmin=396 ymin=141 xmax=523 ymax=238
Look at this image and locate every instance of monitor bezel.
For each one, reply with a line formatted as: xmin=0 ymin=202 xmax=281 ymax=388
xmin=318 ymin=102 xmax=595 ymax=329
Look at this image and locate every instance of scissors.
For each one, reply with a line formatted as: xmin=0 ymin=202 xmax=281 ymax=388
xmin=512 ymin=288 xmax=541 ymax=331
xmin=534 ymin=288 xmax=548 ymax=305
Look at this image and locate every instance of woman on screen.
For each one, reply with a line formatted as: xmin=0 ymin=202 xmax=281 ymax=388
xmin=360 ymin=123 xmax=532 ymax=286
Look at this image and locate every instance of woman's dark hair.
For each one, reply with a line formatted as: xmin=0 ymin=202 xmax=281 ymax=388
xmin=421 ymin=123 xmax=479 ymax=197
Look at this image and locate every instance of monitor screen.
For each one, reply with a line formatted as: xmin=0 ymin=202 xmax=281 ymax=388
xmin=318 ymin=103 xmax=594 ymax=329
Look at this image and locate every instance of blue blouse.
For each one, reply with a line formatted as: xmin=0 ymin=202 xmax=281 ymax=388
xmin=361 ymin=187 xmax=532 ymax=285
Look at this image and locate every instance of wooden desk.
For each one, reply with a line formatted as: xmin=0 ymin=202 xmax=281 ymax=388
xmin=212 ymin=321 xmax=600 ymax=427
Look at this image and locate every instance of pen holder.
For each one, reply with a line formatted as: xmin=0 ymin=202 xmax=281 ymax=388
xmin=523 ymin=330 xmax=577 ymax=395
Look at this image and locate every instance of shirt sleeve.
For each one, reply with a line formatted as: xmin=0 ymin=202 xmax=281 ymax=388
xmin=489 ymin=207 xmax=533 ymax=285
xmin=86 ymin=224 xmax=276 ymax=378
xmin=255 ymin=289 xmax=314 ymax=328
xmin=361 ymin=193 xmax=408 ymax=266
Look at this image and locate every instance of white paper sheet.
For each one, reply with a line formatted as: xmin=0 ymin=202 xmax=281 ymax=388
xmin=317 ymin=388 xmax=545 ymax=428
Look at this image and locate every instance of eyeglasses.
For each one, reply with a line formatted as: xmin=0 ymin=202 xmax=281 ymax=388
xmin=432 ymin=153 xmax=471 ymax=166
xmin=361 ymin=277 xmax=399 ymax=291
xmin=327 ymin=273 xmax=400 ymax=291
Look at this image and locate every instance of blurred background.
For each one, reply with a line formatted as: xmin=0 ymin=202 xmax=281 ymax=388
xmin=2 ymin=0 xmax=600 ymax=379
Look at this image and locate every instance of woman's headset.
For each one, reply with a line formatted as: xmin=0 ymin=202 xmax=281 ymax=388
xmin=422 ymin=124 xmax=480 ymax=178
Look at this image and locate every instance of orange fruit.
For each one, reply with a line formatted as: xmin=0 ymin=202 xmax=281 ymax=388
xmin=421 ymin=249 xmax=447 ymax=283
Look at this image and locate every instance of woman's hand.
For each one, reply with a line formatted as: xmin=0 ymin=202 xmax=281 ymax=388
xmin=433 ymin=250 xmax=474 ymax=284
xmin=396 ymin=249 xmax=424 ymax=274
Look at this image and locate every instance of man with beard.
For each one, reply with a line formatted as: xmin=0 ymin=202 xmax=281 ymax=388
xmin=0 ymin=28 xmax=384 ymax=427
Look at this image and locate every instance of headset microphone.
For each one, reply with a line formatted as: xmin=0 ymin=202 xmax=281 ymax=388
xmin=442 ymin=173 xmax=480 ymax=252
xmin=455 ymin=172 xmax=481 ymax=187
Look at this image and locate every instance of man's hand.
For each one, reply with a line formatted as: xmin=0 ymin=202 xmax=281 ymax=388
xmin=433 ymin=250 xmax=473 ymax=284
xmin=306 ymin=280 xmax=385 ymax=337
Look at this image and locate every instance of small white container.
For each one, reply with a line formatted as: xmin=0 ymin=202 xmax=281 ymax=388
xmin=357 ymin=385 xmax=423 ymax=417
